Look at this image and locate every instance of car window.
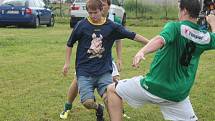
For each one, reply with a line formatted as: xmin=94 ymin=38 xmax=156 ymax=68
xmin=74 ymin=0 xmax=86 ymax=3
xmin=1 ymin=0 xmax=27 ymax=6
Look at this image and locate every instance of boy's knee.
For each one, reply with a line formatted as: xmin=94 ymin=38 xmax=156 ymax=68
xmin=82 ymin=99 xmax=97 ymax=109
xmin=107 ymin=83 xmax=117 ymax=93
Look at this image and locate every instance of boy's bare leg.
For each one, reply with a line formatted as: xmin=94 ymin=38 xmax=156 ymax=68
xmin=82 ymin=99 xmax=104 ymax=121
xmin=107 ymin=83 xmax=123 ymax=121
xmin=112 ymin=76 xmax=130 ymax=119
xmin=67 ymin=79 xmax=78 ymax=103
xmin=60 ymin=79 xmax=78 ymax=119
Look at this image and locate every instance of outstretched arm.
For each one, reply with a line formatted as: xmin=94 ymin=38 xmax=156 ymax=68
xmin=207 ymin=14 xmax=215 ymax=32
xmin=132 ymin=36 xmax=165 ymax=68
xmin=115 ymin=40 xmax=122 ymax=71
xmin=63 ymin=46 xmax=73 ymax=76
xmin=133 ymin=34 xmax=150 ymax=45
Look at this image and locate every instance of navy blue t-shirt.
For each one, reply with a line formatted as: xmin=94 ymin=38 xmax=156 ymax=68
xmin=67 ymin=18 xmax=136 ymax=77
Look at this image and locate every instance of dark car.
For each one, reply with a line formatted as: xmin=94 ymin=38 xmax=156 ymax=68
xmin=0 ymin=0 xmax=54 ymax=28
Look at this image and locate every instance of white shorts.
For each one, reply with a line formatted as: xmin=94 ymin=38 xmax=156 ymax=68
xmin=112 ymin=60 xmax=119 ymax=77
xmin=116 ymin=76 xmax=198 ymax=121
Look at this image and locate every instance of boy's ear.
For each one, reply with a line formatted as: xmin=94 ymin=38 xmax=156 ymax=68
xmin=182 ymin=8 xmax=188 ymax=16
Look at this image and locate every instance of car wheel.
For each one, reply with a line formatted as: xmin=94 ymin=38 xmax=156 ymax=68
xmin=122 ymin=13 xmax=126 ymax=26
xmin=32 ymin=17 xmax=39 ymax=28
xmin=47 ymin=16 xmax=55 ymax=27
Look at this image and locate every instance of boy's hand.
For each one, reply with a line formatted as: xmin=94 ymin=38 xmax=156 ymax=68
xmin=62 ymin=64 xmax=69 ymax=76
xmin=132 ymin=51 xmax=145 ymax=68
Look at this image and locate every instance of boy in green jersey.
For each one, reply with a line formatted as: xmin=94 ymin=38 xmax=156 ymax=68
xmin=107 ymin=0 xmax=215 ymax=121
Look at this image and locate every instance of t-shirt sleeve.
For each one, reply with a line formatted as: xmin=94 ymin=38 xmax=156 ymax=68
xmin=159 ymin=22 xmax=178 ymax=44
xmin=111 ymin=23 xmax=136 ymax=40
xmin=67 ymin=21 xmax=82 ymax=47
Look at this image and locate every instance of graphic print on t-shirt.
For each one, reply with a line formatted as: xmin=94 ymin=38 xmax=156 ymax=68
xmin=87 ymin=33 xmax=105 ymax=58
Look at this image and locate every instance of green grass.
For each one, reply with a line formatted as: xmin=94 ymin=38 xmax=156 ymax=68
xmin=124 ymin=0 xmax=178 ymax=20
xmin=0 ymin=23 xmax=215 ymax=121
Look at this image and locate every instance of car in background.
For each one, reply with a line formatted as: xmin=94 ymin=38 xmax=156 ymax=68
xmin=69 ymin=0 xmax=126 ymax=28
xmin=0 ymin=0 xmax=55 ymax=28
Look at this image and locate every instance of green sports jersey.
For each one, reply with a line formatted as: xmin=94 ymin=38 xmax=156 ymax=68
xmin=108 ymin=13 xmax=122 ymax=25
xmin=114 ymin=15 xmax=122 ymax=25
xmin=140 ymin=20 xmax=215 ymax=102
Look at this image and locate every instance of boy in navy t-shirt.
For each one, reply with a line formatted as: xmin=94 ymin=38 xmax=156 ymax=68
xmin=63 ymin=0 xmax=148 ymax=120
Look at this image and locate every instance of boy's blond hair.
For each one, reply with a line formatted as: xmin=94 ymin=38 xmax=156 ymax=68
xmin=86 ymin=0 xmax=103 ymax=11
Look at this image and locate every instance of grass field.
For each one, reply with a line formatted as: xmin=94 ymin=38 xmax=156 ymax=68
xmin=0 ymin=23 xmax=215 ymax=121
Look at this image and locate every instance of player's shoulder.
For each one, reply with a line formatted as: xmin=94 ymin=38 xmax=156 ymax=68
xmin=79 ymin=18 xmax=88 ymax=26
xmin=74 ymin=18 xmax=90 ymax=30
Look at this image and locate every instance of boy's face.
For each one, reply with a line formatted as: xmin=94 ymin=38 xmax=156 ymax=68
xmin=88 ymin=8 xmax=103 ymax=22
xmin=101 ymin=0 xmax=110 ymax=17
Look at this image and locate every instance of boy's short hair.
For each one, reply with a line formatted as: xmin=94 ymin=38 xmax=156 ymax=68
xmin=100 ymin=0 xmax=111 ymax=6
xmin=179 ymin=0 xmax=201 ymax=18
xmin=86 ymin=0 xmax=103 ymax=11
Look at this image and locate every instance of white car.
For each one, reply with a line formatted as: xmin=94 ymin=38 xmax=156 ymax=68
xmin=69 ymin=0 xmax=126 ymax=28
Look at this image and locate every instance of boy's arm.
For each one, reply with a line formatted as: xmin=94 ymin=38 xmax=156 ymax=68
xmin=63 ymin=46 xmax=73 ymax=76
xmin=62 ymin=20 xmax=81 ymax=76
xmin=133 ymin=34 xmax=150 ymax=45
xmin=206 ymin=14 xmax=215 ymax=49
xmin=132 ymin=36 xmax=165 ymax=68
xmin=207 ymin=14 xmax=215 ymax=32
xmin=115 ymin=40 xmax=122 ymax=71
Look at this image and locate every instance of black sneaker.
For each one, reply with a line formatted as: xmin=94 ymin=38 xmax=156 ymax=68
xmin=96 ymin=104 xmax=104 ymax=121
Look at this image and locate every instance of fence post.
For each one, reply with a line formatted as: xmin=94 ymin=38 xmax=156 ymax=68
xmin=136 ymin=0 xmax=137 ymax=18
xmin=163 ymin=0 xmax=168 ymax=19
xmin=60 ymin=0 xmax=62 ymax=17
